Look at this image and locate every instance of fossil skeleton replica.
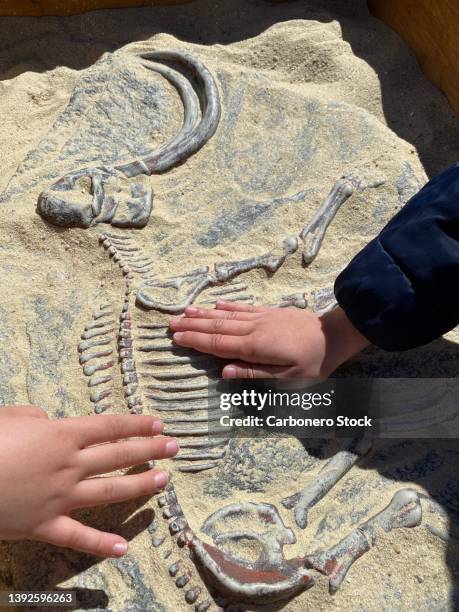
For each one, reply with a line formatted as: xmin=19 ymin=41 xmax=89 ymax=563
xmin=37 ymin=50 xmax=425 ymax=609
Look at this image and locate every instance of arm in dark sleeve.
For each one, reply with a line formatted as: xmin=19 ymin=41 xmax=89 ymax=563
xmin=334 ymin=163 xmax=459 ymax=351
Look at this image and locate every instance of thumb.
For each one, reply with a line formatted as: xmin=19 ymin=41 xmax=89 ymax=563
xmin=36 ymin=516 xmax=128 ymax=558
xmin=222 ymin=361 xmax=290 ymax=379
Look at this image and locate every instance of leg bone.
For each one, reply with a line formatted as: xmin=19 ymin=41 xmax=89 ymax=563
xmin=300 ymin=179 xmax=353 ymax=265
xmin=215 ymin=236 xmax=298 ymax=282
xmin=136 ymin=237 xmax=298 ymax=313
xmin=283 ymin=438 xmax=371 ymax=529
xmin=304 ymin=488 xmax=422 ymax=593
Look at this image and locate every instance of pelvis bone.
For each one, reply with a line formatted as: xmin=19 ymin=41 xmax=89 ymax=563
xmin=182 ymin=490 xmax=422 ymax=604
xmin=185 ymin=502 xmax=314 ymax=604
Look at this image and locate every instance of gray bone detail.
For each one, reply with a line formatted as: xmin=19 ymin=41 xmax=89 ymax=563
xmin=188 ymin=501 xmax=314 ymax=603
xmin=270 ymin=292 xmax=308 ymax=309
xmin=202 ymin=502 xmax=296 ymax=566
xmin=283 ymin=438 xmax=371 ymax=529
xmin=136 ymin=236 xmax=298 ymax=313
xmin=312 ymin=286 xmax=337 ymax=313
xmin=300 ymin=179 xmax=353 ymax=264
xmin=304 ymin=489 xmax=422 ymax=593
xmin=118 ymin=51 xmax=221 ymax=177
xmin=36 ymin=50 xmax=221 ymax=229
xmin=214 ymin=236 xmax=298 ymax=281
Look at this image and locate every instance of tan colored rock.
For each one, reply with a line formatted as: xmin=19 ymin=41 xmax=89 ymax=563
xmin=0 ymin=0 xmax=192 ymax=17
xmin=369 ymin=0 xmax=459 ymax=115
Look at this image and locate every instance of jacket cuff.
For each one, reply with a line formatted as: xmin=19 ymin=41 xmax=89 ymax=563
xmin=334 ymin=237 xmax=456 ymax=351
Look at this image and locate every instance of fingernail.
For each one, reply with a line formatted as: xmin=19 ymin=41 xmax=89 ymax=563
xmin=152 ymin=420 xmax=163 ymax=435
xmin=165 ymin=439 xmax=179 ymax=455
xmin=173 ymin=332 xmax=184 ymax=341
xmin=169 ymin=317 xmax=180 ymax=327
xmin=112 ymin=542 xmax=128 ymax=557
xmin=153 ymin=471 xmax=169 ymax=490
xmin=223 ymin=366 xmax=237 ymax=378
xmin=185 ymin=306 xmax=198 ymax=315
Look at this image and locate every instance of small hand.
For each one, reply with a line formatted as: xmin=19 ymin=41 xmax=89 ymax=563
xmin=170 ymin=301 xmax=368 ymax=378
xmin=0 ymin=406 xmax=178 ymax=557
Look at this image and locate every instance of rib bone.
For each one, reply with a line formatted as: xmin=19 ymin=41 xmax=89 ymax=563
xmin=178 ymin=462 xmax=219 ymax=473
xmin=88 ymin=374 xmax=112 ymax=387
xmin=85 ymin=319 xmax=115 ymax=330
xmin=83 ymin=361 xmax=114 ymax=377
xmin=93 ymin=309 xmax=114 ymax=320
xmin=78 ymin=337 xmax=112 ymax=352
xmin=79 ymin=348 xmax=113 ymax=365
xmin=90 ymin=389 xmax=112 ymax=404
xmin=81 ymin=327 xmax=115 ymax=340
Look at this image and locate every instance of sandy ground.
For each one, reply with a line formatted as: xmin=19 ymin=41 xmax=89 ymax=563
xmin=0 ymin=1 xmax=458 ymax=611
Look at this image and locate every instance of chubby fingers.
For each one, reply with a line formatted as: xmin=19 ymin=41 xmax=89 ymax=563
xmin=38 ymin=516 xmax=129 ymax=558
xmin=80 ymin=436 xmax=179 ymax=477
xmin=182 ymin=305 xmax=263 ymax=321
xmin=215 ymin=300 xmax=269 ymax=313
xmin=223 ymin=362 xmax=293 ymax=379
xmin=71 ymin=468 xmax=171 ymax=509
xmin=65 ymin=414 xmax=164 ymax=448
xmin=170 ymin=315 xmax=252 ymax=336
xmin=173 ymin=328 xmax=250 ymax=359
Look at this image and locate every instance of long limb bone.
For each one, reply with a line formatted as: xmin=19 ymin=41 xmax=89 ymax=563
xmin=136 ymin=236 xmax=298 ymax=313
xmin=269 ymin=292 xmax=308 ymax=309
xmin=282 ymin=437 xmax=371 ymax=529
xmin=304 ymin=489 xmax=422 ymax=593
xmin=214 ymin=236 xmax=298 ymax=281
xmin=300 ymin=179 xmax=353 ymax=265
xmin=136 ymin=266 xmax=215 ymax=312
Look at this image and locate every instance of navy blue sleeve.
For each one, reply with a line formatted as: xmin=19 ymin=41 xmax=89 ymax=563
xmin=334 ymin=163 xmax=459 ymax=351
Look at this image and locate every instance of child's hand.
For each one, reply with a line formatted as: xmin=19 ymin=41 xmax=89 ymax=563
xmin=0 ymin=406 xmax=178 ymax=557
xmin=170 ymin=301 xmax=368 ymax=378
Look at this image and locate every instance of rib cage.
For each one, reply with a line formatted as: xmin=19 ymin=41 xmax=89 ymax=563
xmin=135 ymin=280 xmax=253 ymax=474
xmin=78 ymin=301 xmax=115 ymax=413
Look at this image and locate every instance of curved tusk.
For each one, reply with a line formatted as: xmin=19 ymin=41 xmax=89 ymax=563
xmin=117 ymin=50 xmax=221 ymax=178
xmin=137 ymin=60 xmax=200 ymax=157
